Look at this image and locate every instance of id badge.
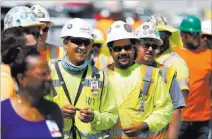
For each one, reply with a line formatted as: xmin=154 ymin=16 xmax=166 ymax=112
xmin=46 ymin=120 xmax=62 ymax=137
xmin=90 ymin=79 xmax=99 ymax=95
xmin=139 ymin=101 xmax=145 ymax=114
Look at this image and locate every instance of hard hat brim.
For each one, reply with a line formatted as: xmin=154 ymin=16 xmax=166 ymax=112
xmin=24 ymin=22 xmax=46 ymax=30
xmin=39 ymin=19 xmax=54 ymax=28
xmin=140 ymin=36 xmax=163 ymax=46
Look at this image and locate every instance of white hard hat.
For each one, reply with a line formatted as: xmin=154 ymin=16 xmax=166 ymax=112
xmin=31 ymin=5 xmax=54 ymax=28
xmin=201 ymin=20 xmax=212 ymax=35
xmin=4 ymin=6 xmax=46 ymax=30
xmin=60 ymin=18 xmax=93 ymax=40
xmin=92 ymin=29 xmax=104 ymax=44
xmin=135 ymin=22 xmax=163 ymax=46
xmin=106 ymin=20 xmax=138 ymax=44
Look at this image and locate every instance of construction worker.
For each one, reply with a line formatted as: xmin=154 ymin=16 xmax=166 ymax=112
xmin=90 ymin=28 xmax=113 ymax=70
xmin=135 ymin=22 xmax=186 ymax=139
xmin=46 ymin=18 xmax=118 ymax=139
xmin=176 ymin=15 xmax=212 ymax=139
xmin=147 ymin=14 xmax=190 ymax=100
xmin=4 ymin=6 xmax=46 ymax=41
xmin=106 ymin=20 xmax=173 ymax=138
xmin=201 ymin=20 xmax=212 ymax=49
xmin=31 ymin=5 xmax=65 ymax=64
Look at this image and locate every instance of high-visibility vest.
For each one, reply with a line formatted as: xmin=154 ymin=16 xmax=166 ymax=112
xmin=107 ymin=64 xmax=173 ymax=139
xmin=48 ymin=62 xmax=115 ymax=139
xmin=38 ymin=43 xmax=64 ymax=65
xmin=147 ymin=63 xmax=177 ymax=139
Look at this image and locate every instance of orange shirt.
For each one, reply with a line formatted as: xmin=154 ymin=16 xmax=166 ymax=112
xmin=175 ymin=47 xmax=212 ymax=121
xmin=1 ymin=64 xmax=15 ymax=101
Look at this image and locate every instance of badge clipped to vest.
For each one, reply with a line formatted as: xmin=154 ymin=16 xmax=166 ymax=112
xmin=90 ymin=73 xmax=100 ymax=95
xmin=46 ymin=120 xmax=62 ymax=138
xmin=138 ymin=91 xmax=145 ymax=114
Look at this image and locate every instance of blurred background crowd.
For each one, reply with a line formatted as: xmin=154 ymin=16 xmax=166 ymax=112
xmin=1 ymin=0 xmax=211 ymax=47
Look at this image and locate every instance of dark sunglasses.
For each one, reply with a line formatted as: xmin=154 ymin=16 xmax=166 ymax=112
xmin=159 ymin=31 xmax=171 ymax=37
xmin=186 ymin=32 xmax=201 ymax=37
xmin=111 ymin=44 xmax=133 ymax=52
xmin=42 ymin=27 xmax=49 ymax=33
xmin=70 ymin=38 xmax=91 ymax=46
xmin=202 ymin=34 xmax=212 ymax=40
xmin=142 ymin=43 xmax=159 ymax=50
xmin=92 ymin=43 xmax=102 ymax=48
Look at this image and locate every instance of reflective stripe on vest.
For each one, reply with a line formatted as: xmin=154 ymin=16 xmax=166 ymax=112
xmin=142 ymin=66 xmax=154 ymax=95
xmin=49 ymin=44 xmax=57 ymax=63
xmin=52 ymin=79 xmax=104 ymax=88
xmin=161 ymin=66 xmax=168 ymax=83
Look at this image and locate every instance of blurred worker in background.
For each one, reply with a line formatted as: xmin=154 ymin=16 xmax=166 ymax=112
xmin=177 ymin=15 xmax=212 ymax=139
xmin=31 ymin=5 xmax=65 ymax=64
xmin=201 ymin=20 xmax=212 ymax=49
xmin=135 ymin=22 xmax=186 ymax=139
xmin=90 ymin=28 xmax=114 ymax=70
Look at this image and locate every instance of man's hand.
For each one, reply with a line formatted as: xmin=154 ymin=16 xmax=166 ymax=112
xmin=79 ymin=108 xmax=94 ymax=123
xmin=61 ymin=104 xmax=77 ymax=119
xmin=122 ymin=122 xmax=143 ymax=137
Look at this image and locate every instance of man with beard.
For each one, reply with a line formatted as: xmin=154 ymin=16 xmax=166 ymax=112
xmin=135 ymin=22 xmax=186 ymax=139
xmin=147 ymin=14 xmax=190 ymax=100
xmin=176 ymin=15 xmax=212 ymax=139
xmin=46 ymin=18 xmax=118 ymax=139
xmin=106 ymin=20 xmax=173 ymax=138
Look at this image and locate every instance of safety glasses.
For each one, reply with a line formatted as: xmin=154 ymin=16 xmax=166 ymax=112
xmin=202 ymin=34 xmax=212 ymax=40
xmin=92 ymin=43 xmax=102 ymax=48
xmin=70 ymin=38 xmax=91 ymax=46
xmin=159 ymin=31 xmax=171 ymax=37
xmin=111 ymin=44 xmax=134 ymax=52
xmin=186 ymin=32 xmax=201 ymax=37
xmin=142 ymin=43 xmax=159 ymax=50
xmin=42 ymin=27 xmax=49 ymax=33
xmin=28 ymin=27 xmax=41 ymax=39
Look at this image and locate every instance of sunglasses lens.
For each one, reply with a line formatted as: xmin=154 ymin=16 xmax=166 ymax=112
xmin=71 ymin=38 xmax=91 ymax=46
xmin=93 ymin=44 xmax=102 ymax=48
xmin=43 ymin=27 xmax=49 ymax=32
xmin=112 ymin=45 xmax=133 ymax=52
xmin=83 ymin=39 xmax=91 ymax=46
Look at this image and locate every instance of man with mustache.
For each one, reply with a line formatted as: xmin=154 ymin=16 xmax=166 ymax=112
xmin=135 ymin=22 xmax=186 ymax=139
xmin=106 ymin=20 xmax=173 ymax=138
xmin=147 ymin=14 xmax=189 ymax=101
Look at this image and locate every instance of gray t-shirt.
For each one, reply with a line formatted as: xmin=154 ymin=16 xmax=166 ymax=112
xmin=169 ymin=77 xmax=186 ymax=109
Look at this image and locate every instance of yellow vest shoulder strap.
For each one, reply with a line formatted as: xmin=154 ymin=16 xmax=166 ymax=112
xmin=140 ymin=65 xmax=157 ymax=95
xmin=160 ymin=66 xmax=176 ymax=91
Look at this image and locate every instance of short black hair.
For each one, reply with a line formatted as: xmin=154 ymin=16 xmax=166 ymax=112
xmin=1 ymin=26 xmax=32 ymax=64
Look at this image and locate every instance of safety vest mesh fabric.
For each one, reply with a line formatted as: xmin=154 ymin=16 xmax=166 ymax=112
xmin=148 ymin=63 xmax=176 ymax=139
xmin=114 ymin=65 xmax=158 ymax=139
xmin=49 ymin=63 xmax=109 ymax=139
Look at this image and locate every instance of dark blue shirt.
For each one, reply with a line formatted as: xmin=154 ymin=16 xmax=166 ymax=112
xmin=1 ymin=99 xmax=62 ymax=139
